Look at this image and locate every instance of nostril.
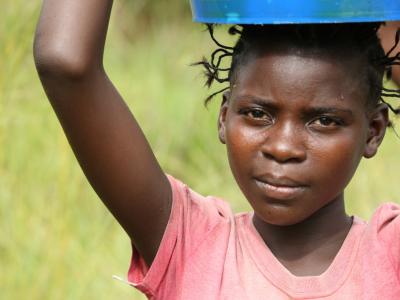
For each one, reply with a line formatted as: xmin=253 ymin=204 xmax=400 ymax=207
xmin=262 ymin=152 xmax=275 ymax=161
xmin=261 ymin=140 xmax=307 ymax=163
xmin=261 ymin=122 xmax=307 ymax=163
xmin=262 ymin=149 xmax=305 ymax=163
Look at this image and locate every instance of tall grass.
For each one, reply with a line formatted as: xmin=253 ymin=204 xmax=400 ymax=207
xmin=1 ymin=1 xmax=399 ymax=299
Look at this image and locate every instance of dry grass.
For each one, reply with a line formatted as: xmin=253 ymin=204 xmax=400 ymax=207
xmin=1 ymin=1 xmax=399 ymax=299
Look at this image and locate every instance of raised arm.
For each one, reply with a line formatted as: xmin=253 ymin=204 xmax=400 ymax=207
xmin=33 ymin=0 xmax=171 ymax=265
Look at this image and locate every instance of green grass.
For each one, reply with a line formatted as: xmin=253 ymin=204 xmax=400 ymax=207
xmin=1 ymin=1 xmax=399 ymax=299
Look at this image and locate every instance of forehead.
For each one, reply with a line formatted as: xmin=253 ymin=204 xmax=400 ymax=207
xmin=232 ymin=47 xmax=366 ymax=109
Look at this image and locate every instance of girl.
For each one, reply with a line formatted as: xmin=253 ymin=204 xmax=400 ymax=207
xmin=34 ymin=1 xmax=400 ymax=299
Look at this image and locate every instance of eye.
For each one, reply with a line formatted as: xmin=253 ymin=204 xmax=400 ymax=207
xmin=247 ymin=109 xmax=268 ymax=119
xmin=310 ymin=116 xmax=343 ymax=128
xmin=240 ymin=107 xmax=273 ymax=122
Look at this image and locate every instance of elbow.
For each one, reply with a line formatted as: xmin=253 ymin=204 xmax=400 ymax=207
xmin=33 ymin=38 xmax=100 ymax=80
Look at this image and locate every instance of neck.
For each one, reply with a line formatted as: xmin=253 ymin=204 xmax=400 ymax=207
xmin=253 ymin=195 xmax=352 ymax=271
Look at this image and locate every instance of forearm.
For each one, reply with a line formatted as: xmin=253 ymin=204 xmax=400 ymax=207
xmin=34 ymin=0 xmax=113 ymax=76
xmin=392 ymin=61 xmax=400 ymax=88
xmin=379 ymin=21 xmax=400 ymax=87
xmin=388 ymin=22 xmax=400 ymax=87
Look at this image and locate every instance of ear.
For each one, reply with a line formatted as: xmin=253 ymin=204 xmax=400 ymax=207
xmin=363 ymin=103 xmax=389 ymax=158
xmin=218 ymin=91 xmax=230 ymax=144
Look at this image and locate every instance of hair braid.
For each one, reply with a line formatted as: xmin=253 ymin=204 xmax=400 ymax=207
xmin=195 ymin=23 xmax=400 ymax=116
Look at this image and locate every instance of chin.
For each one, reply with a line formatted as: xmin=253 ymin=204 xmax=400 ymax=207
xmin=256 ymin=204 xmax=311 ymax=226
xmin=264 ymin=217 xmax=304 ymax=227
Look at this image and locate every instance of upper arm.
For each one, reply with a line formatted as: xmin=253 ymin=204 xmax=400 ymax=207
xmin=33 ymin=0 xmax=172 ymax=266
xmin=36 ymin=60 xmax=171 ymax=266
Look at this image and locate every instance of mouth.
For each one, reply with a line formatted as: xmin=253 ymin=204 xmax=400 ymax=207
xmin=254 ymin=176 xmax=308 ymax=201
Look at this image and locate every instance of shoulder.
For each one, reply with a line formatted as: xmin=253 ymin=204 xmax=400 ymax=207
xmin=127 ymin=175 xmax=237 ymax=296
xmin=365 ymin=203 xmax=400 ymax=274
xmin=369 ymin=202 xmax=400 ymax=234
xmin=163 ymin=174 xmax=236 ymax=253
xmin=167 ymin=174 xmax=233 ymax=221
xmin=348 ymin=203 xmax=400 ymax=282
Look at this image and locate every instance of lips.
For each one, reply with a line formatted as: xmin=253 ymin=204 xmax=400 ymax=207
xmin=254 ymin=175 xmax=308 ymax=200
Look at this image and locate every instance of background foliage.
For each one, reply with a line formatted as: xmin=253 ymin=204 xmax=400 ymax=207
xmin=1 ymin=1 xmax=399 ymax=299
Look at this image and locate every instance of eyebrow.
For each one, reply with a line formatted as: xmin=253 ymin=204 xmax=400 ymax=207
xmin=234 ymin=95 xmax=354 ymax=117
xmin=303 ymin=107 xmax=354 ymax=117
xmin=234 ymin=96 xmax=277 ymax=109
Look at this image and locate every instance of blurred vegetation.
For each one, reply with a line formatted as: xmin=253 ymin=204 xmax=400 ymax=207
xmin=1 ymin=0 xmax=399 ymax=299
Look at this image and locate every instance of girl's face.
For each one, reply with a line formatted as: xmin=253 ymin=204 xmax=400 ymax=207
xmin=218 ymin=47 xmax=388 ymax=226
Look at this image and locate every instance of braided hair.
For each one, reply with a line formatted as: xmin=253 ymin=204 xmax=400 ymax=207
xmin=194 ymin=23 xmax=400 ymax=117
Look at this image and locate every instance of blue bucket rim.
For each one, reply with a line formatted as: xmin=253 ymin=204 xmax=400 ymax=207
xmin=192 ymin=16 xmax=400 ymax=25
xmin=190 ymin=0 xmax=400 ymax=25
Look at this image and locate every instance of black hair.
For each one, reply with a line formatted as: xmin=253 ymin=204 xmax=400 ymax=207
xmin=194 ymin=23 xmax=400 ymax=117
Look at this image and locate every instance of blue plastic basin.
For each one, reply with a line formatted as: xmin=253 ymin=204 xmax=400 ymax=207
xmin=190 ymin=0 xmax=400 ymax=24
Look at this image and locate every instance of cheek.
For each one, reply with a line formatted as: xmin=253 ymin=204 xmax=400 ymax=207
xmin=225 ymin=121 xmax=261 ymax=173
xmin=225 ymin=120 xmax=262 ymax=157
xmin=310 ymin=134 xmax=364 ymax=188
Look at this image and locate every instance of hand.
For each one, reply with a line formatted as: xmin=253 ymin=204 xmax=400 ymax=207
xmin=379 ymin=21 xmax=400 ymax=87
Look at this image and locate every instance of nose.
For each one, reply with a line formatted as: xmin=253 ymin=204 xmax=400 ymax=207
xmin=261 ymin=121 xmax=307 ymax=163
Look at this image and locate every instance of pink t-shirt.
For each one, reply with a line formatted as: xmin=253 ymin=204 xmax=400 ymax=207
xmin=126 ymin=176 xmax=400 ymax=299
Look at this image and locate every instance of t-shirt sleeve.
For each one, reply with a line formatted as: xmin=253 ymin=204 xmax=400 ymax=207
xmin=372 ymin=202 xmax=400 ymax=282
xmin=126 ymin=175 xmax=232 ymax=297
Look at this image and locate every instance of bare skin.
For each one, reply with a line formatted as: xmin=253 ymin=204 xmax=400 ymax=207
xmin=218 ymin=47 xmax=388 ymax=276
xmin=379 ymin=21 xmax=400 ymax=87
xmin=34 ymin=0 xmax=171 ymax=266
xmin=34 ymin=1 xmax=389 ymax=276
